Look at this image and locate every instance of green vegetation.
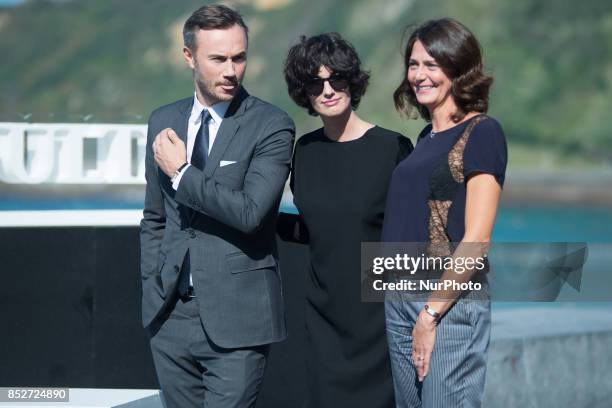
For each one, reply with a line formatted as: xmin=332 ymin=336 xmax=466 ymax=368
xmin=1 ymin=0 xmax=611 ymax=168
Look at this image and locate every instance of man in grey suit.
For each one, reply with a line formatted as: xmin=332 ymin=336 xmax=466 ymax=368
xmin=139 ymin=4 xmax=295 ymax=407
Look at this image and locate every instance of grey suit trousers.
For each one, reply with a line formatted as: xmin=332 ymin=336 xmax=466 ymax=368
xmin=150 ymin=295 xmax=268 ymax=408
xmin=385 ymin=280 xmax=490 ymax=408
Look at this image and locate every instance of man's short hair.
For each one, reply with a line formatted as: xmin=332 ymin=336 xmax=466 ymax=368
xmin=183 ymin=4 xmax=249 ymax=50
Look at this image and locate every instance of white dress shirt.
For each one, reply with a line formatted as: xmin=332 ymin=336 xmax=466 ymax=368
xmin=172 ymin=93 xmax=230 ymax=190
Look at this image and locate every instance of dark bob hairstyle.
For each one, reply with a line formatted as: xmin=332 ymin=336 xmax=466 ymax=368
xmin=284 ymin=32 xmax=370 ymax=116
xmin=393 ymin=18 xmax=493 ymax=122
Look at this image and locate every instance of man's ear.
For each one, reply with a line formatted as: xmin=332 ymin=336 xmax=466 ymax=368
xmin=183 ymin=46 xmax=195 ymax=70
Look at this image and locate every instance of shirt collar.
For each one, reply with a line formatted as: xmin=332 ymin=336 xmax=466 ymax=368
xmin=191 ymin=92 xmax=231 ymax=124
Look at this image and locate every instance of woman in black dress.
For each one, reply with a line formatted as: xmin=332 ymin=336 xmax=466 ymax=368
xmin=282 ymin=33 xmax=413 ymax=407
xmin=383 ymin=19 xmax=507 ymax=407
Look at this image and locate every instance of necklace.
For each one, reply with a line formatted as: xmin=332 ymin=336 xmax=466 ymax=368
xmin=429 ymin=113 xmax=480 ymax=139
xmin=430 ymin=115 xmax=458 ymax=139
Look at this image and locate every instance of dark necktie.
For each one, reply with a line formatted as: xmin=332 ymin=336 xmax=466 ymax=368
xmin=178 ymin=109 xmax=211 ymax=297
xmin=191 ymin=109 xmax=212 ymax=170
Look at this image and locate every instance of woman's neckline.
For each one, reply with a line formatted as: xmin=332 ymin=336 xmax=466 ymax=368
xmin=321 ymin=125 xmax=378 ymax=144
xmin=427 ymin=113 xmax=485 ymax=138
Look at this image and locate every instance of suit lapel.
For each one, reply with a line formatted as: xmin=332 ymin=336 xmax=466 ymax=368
xmin=205 ymin=87 xmax=249 ymax=177
xmin=174 ymin=98 xmax=192 ymax=146
xmin=171 ymin=97 xmax=194 ymax=222
xmin=206 ymin=120 xmax=240 ymax=176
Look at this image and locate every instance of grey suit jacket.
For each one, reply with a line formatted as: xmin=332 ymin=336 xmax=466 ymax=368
xmin=140 ymin=87 xmax=295 ymax=348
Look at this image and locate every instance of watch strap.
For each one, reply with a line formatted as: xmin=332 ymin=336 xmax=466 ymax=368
xmin=424 ymin=304 xmax=441 ymax=322
xmin=171 ymin=162 xmax=189 ymax=182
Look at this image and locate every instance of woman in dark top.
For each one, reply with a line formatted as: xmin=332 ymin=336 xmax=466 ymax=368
xmin=282 ymin=33 xmax=413 ymax=408
xmin=382 ymin=19 xmax=507 ymax=407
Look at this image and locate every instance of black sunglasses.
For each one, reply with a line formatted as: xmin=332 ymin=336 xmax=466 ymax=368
xmin=304 ymin=75 xmax=350 ymax=96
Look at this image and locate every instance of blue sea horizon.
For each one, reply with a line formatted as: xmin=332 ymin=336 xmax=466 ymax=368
xmin=2 ymin=198 xmax=610 ymax=241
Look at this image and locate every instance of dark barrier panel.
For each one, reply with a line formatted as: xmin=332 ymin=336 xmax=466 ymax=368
xmin=257 ymin=239 xmax=308 ymax=408
xmin=0 ymin=227 xmax=308 ymax=407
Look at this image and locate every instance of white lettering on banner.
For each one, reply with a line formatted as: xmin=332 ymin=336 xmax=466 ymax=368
xmin=0 ymin=123 xmax=147 ymax=184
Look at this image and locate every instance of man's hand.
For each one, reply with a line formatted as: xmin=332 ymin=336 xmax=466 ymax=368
xmin=153 ymin=128 xmax=187 ymax=177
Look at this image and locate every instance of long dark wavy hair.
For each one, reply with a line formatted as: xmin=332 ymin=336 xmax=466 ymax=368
xmin=393 ymin=18 xmax=493 ymax=123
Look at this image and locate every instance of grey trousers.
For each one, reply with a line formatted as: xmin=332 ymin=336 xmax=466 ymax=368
xmin=384 ymin=281 xmax=490 ymax=408
xmin=149 ymin=296 xmax=268 ymax=408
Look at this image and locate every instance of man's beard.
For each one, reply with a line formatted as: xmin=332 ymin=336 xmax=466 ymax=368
xmin=196 ymin=76 xmax=239 ymax=105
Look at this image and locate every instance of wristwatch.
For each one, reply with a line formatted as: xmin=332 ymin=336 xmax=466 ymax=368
xmin=424 ymin=304 xmax=441 ymax=323
xmin=171 ymin=162 xmax=189 ymax=183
